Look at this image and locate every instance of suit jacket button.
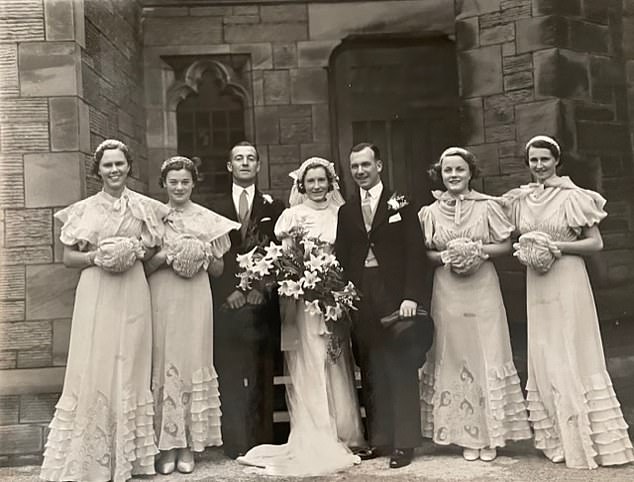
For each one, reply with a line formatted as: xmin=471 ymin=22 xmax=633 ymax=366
xmin=370 ymin=242 xmax=375 ymax=247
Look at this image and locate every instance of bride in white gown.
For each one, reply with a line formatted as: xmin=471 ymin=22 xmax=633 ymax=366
xmin=237 ymin=157 xmax=364 ymax=476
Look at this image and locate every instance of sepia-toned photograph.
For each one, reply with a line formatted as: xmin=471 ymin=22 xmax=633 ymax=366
xmin=1 ymin=0 xmax=634 ymax=480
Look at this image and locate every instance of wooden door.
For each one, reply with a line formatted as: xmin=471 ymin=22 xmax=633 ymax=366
xmin=330 ymin=37 xmax=460 ymax=208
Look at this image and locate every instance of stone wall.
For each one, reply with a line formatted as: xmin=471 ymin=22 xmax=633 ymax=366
xmin=0 ymin=0 xmax=147 ymax=466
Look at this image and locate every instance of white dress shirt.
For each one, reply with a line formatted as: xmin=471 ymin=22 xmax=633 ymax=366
xmin=232 ymin=183 xmax=256 ymax=216
xmin=360 ymin=181 xmax=383 ymax=215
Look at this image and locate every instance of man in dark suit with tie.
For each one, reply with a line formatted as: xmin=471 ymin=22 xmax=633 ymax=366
xmin=210 ymin=141 xmax=285 ymax=458
xmin=335 ymin=142 xmax=429 ymax=469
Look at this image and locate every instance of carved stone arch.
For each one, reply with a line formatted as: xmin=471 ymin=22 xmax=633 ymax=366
xmin=166 ymin=59 xmax=250 ymax=112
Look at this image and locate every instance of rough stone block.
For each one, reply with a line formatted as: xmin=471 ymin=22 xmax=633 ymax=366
xmin=0 ymin=44 xmax=19 ymax=97
xmin=456 ymin=18 xmax=479 ymax=51
xmin=300 ymin=143 xmax=331 ymax=161
xmin=0 ymin=154 xmax=24 ymax=208
xmin=0 ymin=301 xmax=25 ymax=322
xmin=499 ymin=156 xmax=528 ymax=174
xmin=263 ymin=70 xmax=290 ymax=105
xmin=223 ymin=14 xmax=260 ymax=25
xmin=0 ymin=122 xmax=49 ymax=154
xmin=52 ymin=318 xmax=71 ymax=366
xmin=144 ymin=17 xmax=222 ymax=46
xmin=270 ymin=162 xmax=300 ymax=188
xmin=516 ymin=16 xmax=569 ymax=54
xmin=230 ymin=43 xmax=273 ymax=70
xmin=142 ymin=6 xmax=188 ymax=17
xmin=19 ymin=394 xmax=58 ymax=423
xmin=44 ymin=0 xmax=75 ymax=41
xmin=0 ymin=321 xmax=50 ymax=351
xmin=0 ymin=396 xmax=19 ymax=425
xmin=24 ymin=152 xmax=83 ymax=208
xmin=575 ymin=104 xmax=615 ymax=122
xmin=590 ymin=56 xmax=623 ymax=88
xmin=19 ymin=41 xmax=80 ymax=97
xmin=485 ymin=96 xmax=515 ymax=126
xmin=49 ymin=97 xmax=80 ymax=151
xmin=277 ymin=105 xmax=312 ymax=118
xmin=504 ymin=71 xmax=533 ymax=91
xmin=233 ymin=5 xmax=259 ymax=15
xmin=480 ymin=23 xmax=515 ymax=46
xmin=534 ymin=48 xmax=589 ymax=100
xmin=309 ymin=0 xmax=454 ymax=40
xmin=498 ymin=140 xmax=520 ymax=158
xmin=583 ymin=1 xmax=609 ymax=24
xmin=469 ymin=143 xmax=500 ymax=175
xmin=312 ymin=104 xmax=330 ymax=143
xmin=273 ymin=43 xmax=297 ymax=69
xmin=268 ymin=144 xmax=300 ymax=164
xmin=280 ymin=117 xmax=312 ymax=144
xmin=0 ymin=1 xmax=44 ymax=42
xmin=484 ymin=172 xmax=531 ymax=194
xmin=532 ymin=0 xmax=581 ymax=16
xmin=261 ymin=5 xmax=307 ymax=23
xmin=0 ymin=98 xmax=48 ymax=125
xmin=0 ymin=352 xmax=17 ymax=370
xmin=461 ymin=98 xmax=485 ymax=144
xmin=17 ymin=349 xmax=52 ymax=368
xmin=189 ymin=6 xmax=232 ymax=16
xmin=577 ymin=123 xmax=630 ymax=151
xmin=254 ymin=106 xmax=280 ymax=144
xmin=26 ymin=264 xmax=79 ymax=320
xmin=455 ymin=0 xmax=502 ymax=20
xmin=569 ymin=20 xmax=609 ymax=55
xmin=458 ymin=46 xmax=503 ymax=97
xmin=224 ymin=23 xmax=307 ymax=44
xmin=485 ymin=124 xmax=516 ymax=142
xmin=290 ymin=68 xmax=328 ymax=104
xmin=503 ymin=53 xmax=532 ymax=75
xmin=0 ymin=265 xmax=25 ymax=300
xmin=0 ymin=247 xmax=52 ymax=266
xmin=515 ymin=99 xmax=562 ymax=146
xmin=4 ymin=209 xmax=52 ymax=247
xmin=502 ymin=42 xmax=516 ymax=57
xmin=297 ymin=41 xmax=339 ymax=68
xmin=0 ymin=425 xmax=42 ymax=455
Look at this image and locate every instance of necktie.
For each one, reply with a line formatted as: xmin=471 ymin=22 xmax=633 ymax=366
xmin=238 ymin=189 xmax=249 ymax=223
xmin=362 ymin=190 xmax=373 ymax=230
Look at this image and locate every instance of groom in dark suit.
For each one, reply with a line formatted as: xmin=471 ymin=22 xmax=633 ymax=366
xmin=335 ymin=142 xmax=429 ymax=469
xmin=210 ymin=141 xmax=285 ymax=458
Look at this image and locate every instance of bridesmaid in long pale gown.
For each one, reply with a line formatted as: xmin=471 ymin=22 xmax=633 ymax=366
xmin=419 ymin=147 xmax=531 ymax=462
xmin=41 ymin=140 xmax=166 ymax=482
xmin=505 ymin=135 xmax=634 ymax=469
xmin=145 ymin=157 xmax=240 ymax=475
xmin=237 ymin=158 xmax=363 ymax=476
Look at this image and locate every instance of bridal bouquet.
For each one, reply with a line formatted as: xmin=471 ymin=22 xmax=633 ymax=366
xmin=95 ymin=236 xmax=145 ymax=273
xmin=513 ymin=231 xmax=561 ymax=274
xmin=236 ymin=226 xmax=360 ymax=322
xmin=165 ymin=234 xmax=211 ymax=278
xmin=440 ymin=237 xmax=489 ymax=276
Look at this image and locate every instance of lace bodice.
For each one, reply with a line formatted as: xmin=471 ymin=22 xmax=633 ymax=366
xmin=274 ymin=200 xmax=340 ymax=244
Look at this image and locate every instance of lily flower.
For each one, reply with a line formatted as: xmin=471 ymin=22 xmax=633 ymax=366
xmin=300 ymin=270 xmax=321 ymax=290
xmin=279 ymin=279 xmax=304 ymax=299
xmin=236 ymin=246 xmax=258 ymax=269
xmin=304 ymin=299 xmax=322 ymax=316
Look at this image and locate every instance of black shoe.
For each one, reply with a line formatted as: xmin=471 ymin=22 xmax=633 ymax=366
xmin=389 ymin=448 xmax=413 ymax=469
xmin=356 ymin=446 xmax=388 ymax=460
xmin=223 ymin=447 xmax=246 ymax=459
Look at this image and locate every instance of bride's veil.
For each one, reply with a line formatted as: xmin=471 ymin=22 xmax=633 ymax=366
xmin=288 ymin=157 xmax=345 ymax=207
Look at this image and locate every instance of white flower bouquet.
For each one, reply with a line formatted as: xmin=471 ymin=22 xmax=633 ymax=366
xmin=95 ymin=236 xmax=145 ymax=273
xmin=440 ymin=237 xmax=489 ymax=276
xmin=165 ymin=234 xmax=211 ymax=278
xmin=513 ymin=231 xmax=562 ymax=274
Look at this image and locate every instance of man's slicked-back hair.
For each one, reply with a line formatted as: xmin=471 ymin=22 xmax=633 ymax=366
xmin=229 ymin=140 xmax=259 ymax=162
xmin=350 ymin=142 xmax=380 ymax=161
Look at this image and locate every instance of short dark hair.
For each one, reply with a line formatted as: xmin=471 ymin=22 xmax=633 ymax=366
xmin=428 ymin=147 xmax=481 ymax=182
xmin=297 ymin=163 xmax=335 ymax=194
xmin=92 ymin=139 xmax=132 ymax=177
xmin=524 ymin=138 xmax=561 ymax=166
xmin=159 ymin=156 xmax=199 ymax=188
xmin=350 ymin=142 xmax=381 ymax=161
xmin=229 ymin=141 xmax=259 ymax=162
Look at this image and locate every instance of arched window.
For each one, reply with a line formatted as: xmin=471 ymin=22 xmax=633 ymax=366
xmin=176 ymin=70 xmax=246 ymax=197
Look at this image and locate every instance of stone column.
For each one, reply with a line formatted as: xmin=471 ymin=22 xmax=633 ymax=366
xmin=0 ymin=0 xmax=87 ymax=465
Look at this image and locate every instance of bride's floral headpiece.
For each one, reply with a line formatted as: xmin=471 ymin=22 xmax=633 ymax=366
xmin=525 ymin=135 xmax=560 ymax=155
xmin=289 ymin=157 xmax=340 ymax=188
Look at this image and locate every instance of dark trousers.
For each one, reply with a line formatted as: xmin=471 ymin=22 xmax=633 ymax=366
xmin=352 ymin=268 xmax=425 ymax=449
xmin=214 ymin=304 xmax=276 ymax=457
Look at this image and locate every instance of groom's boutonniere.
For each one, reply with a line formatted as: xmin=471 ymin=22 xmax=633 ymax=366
xmin=387 ymin=192 xmax=409 ymax=212
xmin=262 ymin=193 xmax=273 ymax=204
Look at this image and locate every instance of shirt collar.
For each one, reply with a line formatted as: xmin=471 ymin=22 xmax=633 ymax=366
xmin=232 ymin=183 xmax=255 ymax=198
xmin=361 ymin=181 xmax=383 ymax=200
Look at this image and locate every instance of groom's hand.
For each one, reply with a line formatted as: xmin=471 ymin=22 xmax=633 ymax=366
xmin=246 ymin=288 xmax=265 ymax=305
xmin=226 ymin=290 xmax=247 ymax=309
xmin=399 ymin=299 xmax=418 ymax=318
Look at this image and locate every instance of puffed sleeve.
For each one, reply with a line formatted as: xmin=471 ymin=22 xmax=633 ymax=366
xmin=486 ymin=200 xmax=514 ymax=243
xmin=418 ymin=205 xmax=435 ymax=249
xmin=199 ymin=209 xmax=240 ymax=257
xmin=500 ymin=188 xmax=523 ymax=228
xmin=54 ymin=199 xmax=98 ymax=249
xmin=274 ymin=207 xmax=295 ymax=240
xmin=563 ymin=188 xmax=607 ymax=230
xmin=209 ymin=234 xmax=232 ymax=259
xmin=127 ymin=192 xmax=169 ymax=248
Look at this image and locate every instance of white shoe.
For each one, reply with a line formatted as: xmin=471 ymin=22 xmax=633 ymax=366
xmin=480 ymin=447 xmax=497 ymax=461
xmin=543 ymin=447 xmax=565 ymax=463
xmin=463 ymin=448 xmax=479 ymax=461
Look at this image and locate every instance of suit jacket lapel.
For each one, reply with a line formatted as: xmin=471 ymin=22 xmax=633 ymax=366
xmin=371 ymin=187 xmax=390 ymax=232
xmin=251 ymin=189 xmax=264 ymax=224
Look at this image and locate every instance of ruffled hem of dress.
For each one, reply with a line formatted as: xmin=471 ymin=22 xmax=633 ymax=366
xmin=40 ymin=390 xmax=158 ymax=482
xmin=527 ymin=371 xmax=634 ymax=469
xmin=420 ymin=359 xmax=531 ymax=448
xmin=154 ymin=366 xmax=223 ymax=452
